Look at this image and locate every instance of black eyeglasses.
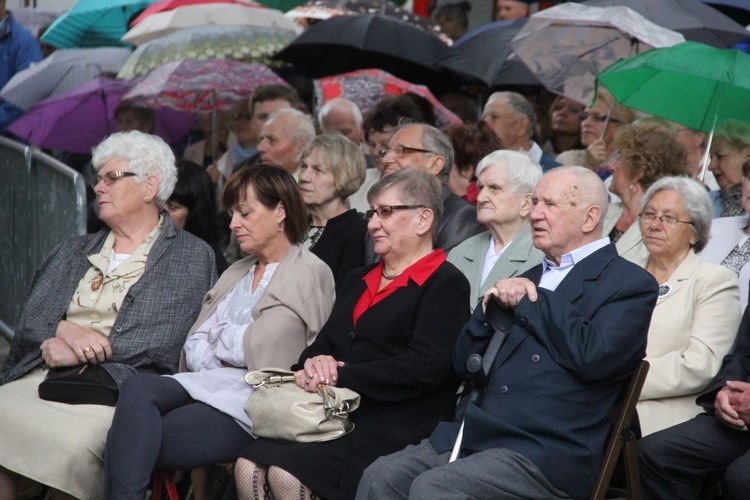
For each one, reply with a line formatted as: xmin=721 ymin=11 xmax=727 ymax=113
xmin=365 ymin=205 xmax=426 ymax=219
xmin=92 ymin=171 xmax=138 ymax=189
xmin=639 ymin=211 xmax=694 ymax=228
xmin=579 ymin=112 xmax=622 ymax=124
xmin=379 ymin=145 xmax=435 ymax=160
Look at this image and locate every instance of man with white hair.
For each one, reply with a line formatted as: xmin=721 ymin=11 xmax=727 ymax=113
xmin=318 ymin=98 xmax=364 ymax=145
xmin=257 ymin=108 xmax=315 ymax=177
xmin=482 ymin=91 xmax=560 ymax=171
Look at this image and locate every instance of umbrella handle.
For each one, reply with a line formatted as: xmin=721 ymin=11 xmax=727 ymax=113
xmin=599 ymin=99 xmax=616 ymax=142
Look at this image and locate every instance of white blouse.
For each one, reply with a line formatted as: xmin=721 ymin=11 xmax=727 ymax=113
xmin=170 ymin=263 xmax=278 ymax=434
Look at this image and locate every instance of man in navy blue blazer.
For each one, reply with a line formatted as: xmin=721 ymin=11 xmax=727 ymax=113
xmin=357 ymin=166 xmax=659 ymax=500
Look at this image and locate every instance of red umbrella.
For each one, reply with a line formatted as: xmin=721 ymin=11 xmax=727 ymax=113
xmin=130 ymin=0 xmax=261 ymax=27
xmin=122 ymin=58 xmax=286 ymax=113
xmin=314 ymin=68 xmax=461 ymax=129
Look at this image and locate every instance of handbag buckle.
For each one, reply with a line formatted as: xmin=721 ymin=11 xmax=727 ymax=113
xmin=324 ymin=400 xmax=350 ymax=419
xmin=253 ymin=374 xmax=296 ymax=388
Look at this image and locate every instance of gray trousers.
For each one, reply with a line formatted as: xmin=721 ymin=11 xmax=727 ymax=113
xmin=356 ymin=439 xmax=572 ymax=500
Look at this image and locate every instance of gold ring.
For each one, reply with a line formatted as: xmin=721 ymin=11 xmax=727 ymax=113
xmin=84 ymin=347 xmax=93 ymax=354
xmin=315 ymin=358 xmax=321 ymax=363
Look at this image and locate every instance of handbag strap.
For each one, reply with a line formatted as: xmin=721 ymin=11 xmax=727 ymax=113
xmin=252 ymin=374 xmax=296 ymax=388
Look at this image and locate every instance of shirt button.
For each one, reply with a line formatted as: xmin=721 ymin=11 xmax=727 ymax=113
xmin=348 ymin=331 xmax=356 ymax=340
xmin=518 ymin=317 xmax=528 ymax=327
xmin=500 ymin=386 xmax=509 ymax=394
xmin=532 ymin=354 xmax=541 ymax=363
xmin=115 ymin=326 xmax=122 ymax=333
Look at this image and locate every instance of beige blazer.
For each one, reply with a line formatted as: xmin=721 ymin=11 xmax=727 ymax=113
xmin=448 ymin=224 xmax=543 ymax=310
xmin=180 ymin=245 xmax=335 ymax=373
xmin=635 ymin=250 xmax=741 ymax=436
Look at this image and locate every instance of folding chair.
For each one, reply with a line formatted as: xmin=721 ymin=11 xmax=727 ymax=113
xmin=589 ymin=360 xmax=650 ymax=500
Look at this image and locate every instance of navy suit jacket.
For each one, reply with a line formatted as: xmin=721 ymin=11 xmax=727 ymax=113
xmin=430 ymin=243 xmax=658 ymax=499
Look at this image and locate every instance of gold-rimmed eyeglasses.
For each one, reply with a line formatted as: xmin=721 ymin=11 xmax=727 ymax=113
xmin=92 ymin=171 xmax=138 ymax=189
xmin=365 ymin=205 xmax=426 ymax=219
xmin=639 ymin=211 xmax=694 ymax=228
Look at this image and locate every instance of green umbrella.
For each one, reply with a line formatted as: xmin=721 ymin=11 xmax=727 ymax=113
xmin=253 ymin=0 xmax=308 ymax=12
xmin=596 ymin=41 xmax=750 ymax=133
xmin=41 ymin=0 xmax=158 ymax=49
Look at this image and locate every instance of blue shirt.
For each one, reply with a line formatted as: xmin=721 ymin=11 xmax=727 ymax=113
xmin=539 ymin=237 xmax=609 ymax=291
xmin=0 ymin=12 xmax=42 ymax=130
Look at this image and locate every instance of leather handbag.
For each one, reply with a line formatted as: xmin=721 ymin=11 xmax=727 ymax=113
xmin=38 ymin=364 xmax=119 ymax=406
xmin=243 ymin=367 xmax=360 ymax=443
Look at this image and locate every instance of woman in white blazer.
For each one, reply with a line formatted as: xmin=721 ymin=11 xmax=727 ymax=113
xmin=701 ymin=157 xmax=750 ymax=313
xmin=448 ymin=150 xmax=544 ymax=310
xmin=634 ymin=177 xmax=740 ymax=437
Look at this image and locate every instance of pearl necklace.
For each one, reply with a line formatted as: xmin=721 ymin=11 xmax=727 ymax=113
xmin=381 ymin=268 xmax=402 ymax=280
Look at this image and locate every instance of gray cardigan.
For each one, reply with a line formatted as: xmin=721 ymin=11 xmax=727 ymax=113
xmin=1 ymin=215 xmax=217 ymax=387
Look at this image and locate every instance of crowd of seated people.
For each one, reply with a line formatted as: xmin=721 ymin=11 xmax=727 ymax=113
xmin=4 ymin=19 xmax=750 ymax=499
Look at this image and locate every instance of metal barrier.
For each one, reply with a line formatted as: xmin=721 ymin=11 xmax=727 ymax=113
xmin=0 ymin=136 xmax=86 ymax=341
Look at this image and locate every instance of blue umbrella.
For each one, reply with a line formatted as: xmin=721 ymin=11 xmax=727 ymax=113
xmin=40 ymin=0 xmax=158 ymax=49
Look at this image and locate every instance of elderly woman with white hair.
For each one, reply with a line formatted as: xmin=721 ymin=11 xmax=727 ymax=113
xmin=448 ymin=150 xmax=544 ymax=309
xmin=634 ymin=176 xmax=741 ymax=437
xmin=0 ymin=131 xmax=217 ymax=499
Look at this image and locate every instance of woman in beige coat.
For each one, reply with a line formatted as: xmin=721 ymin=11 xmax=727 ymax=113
xmin=103 ymin=164 xmax=335 ymax=498
xmin=635 ymin=177 xmax=740 ymax=436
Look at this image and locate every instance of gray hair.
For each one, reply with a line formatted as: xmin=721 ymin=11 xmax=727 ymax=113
xmin=318 ymin=98 xmax=363 ymax=129
xmin=91 ymin=131 xmax=176 ymax=209
xmin=301 ymin=133 xmax=367 ymax=199
xmin=475 ymin=150 xmax=543 ymax=195
xmin=367 ymin=168 xmax=443 ymax=245
xmin=267 ymin=108 xmax=316 ymax=162
xmin=641 ymin=176 xmax=713 ymax=252
xmin=487 ymin=91 xmax=536 ymax=139
xmin=391 ymin=122 xmax=454 ymax=181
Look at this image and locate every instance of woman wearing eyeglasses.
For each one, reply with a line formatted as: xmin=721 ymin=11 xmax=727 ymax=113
xmin=556 ymin=88 xmax=635 ymax=176
xmin=634 ymin=177 xmax=740 ymax=437
xmin=606 ymin=122 xmax=688 ymax=263
xmin=0 ymin=131 xmax=217 ymax=499
xmin=234 ymin=169 xmax=471 ymax=500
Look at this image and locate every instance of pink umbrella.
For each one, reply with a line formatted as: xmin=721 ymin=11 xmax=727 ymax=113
xmin=314 ymin=68 xmax=461 ymax=129
xmin=6 ymin=76 xmax=196 ymax=153
xmin=130 ymin=0 xmax=261 ymax=27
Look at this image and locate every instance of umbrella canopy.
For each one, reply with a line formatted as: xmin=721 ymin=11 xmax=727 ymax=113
xmin=274 ymin=13 xmax=450 ymax=91
xmin=597 ymin=41 xmax=750 ymax=133
xmin=582 ymin=0 xmax=749 ymax=48
xmin=6 ymin=76 xmax=196 ymax=153
xmin=253 ymin=0 xmax=308 ymax=12
xmin=286 ymin=0 xmax=451 ymax=44
xmin=130 ymin=0 xmax=260 ymax=27
xmin=510 ymin=3 xmax=685 ymax=104
xmin=0 ymin=48 xmax=132 ymax=111
xmin=122 ymin=59 xmax=287 ymax=113
xmin=117 ymin=24 xmax=295 ymax=79
xmin=122 ymin=3 xmax=300 ymax=46
xmin=314 ymin=69 xmax=462 ymax=129
xmin=40 ymin=0 xmax=158 ymax=49
xmin=435 ymin=19 xmax=538 ymax=88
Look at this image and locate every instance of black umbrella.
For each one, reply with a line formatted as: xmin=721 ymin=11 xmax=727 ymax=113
xmin=435 ymin=19 xmax=539 ymax=88
xmin=273 ymin=14 xmax=451 ymax=91
xmin=582 ymin=0 xmax=749 ymax=48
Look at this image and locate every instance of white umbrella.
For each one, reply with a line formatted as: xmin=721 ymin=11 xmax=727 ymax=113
xmin=510 ymin=3 xmax=685 ymax=104
xmin=0 ymin=47 xmax=132 ymax=111
xmin=121 ymin=3 xmax=301 ymax=46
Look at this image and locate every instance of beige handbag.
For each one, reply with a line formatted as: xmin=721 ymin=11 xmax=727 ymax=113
xmin=244 ymin=368 xmax=361 ymax=443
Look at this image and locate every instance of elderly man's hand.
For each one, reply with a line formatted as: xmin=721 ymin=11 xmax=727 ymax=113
xmin=55 ymin=320 xmax=113 ymax=365
xmin=715 ymin=383 xmax=750 ymax=431
xmin=483 ymin=277 xmax=538 ymax=312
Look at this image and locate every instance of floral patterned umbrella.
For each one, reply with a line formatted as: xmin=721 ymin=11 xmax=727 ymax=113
xmin=314 ymin=68 xmax=461 ymax=129
xmin=117 ymin=25 xmax=295 ymax=79
xmin=121 ymin=59 xmax=287 ymax=113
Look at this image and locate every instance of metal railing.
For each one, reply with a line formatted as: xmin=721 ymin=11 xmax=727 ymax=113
xmin=0 ymin=136 xmax=86 ymax=341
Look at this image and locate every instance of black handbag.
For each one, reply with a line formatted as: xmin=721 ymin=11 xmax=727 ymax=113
xmin=38 ymin=364 xmax=119 ymax=406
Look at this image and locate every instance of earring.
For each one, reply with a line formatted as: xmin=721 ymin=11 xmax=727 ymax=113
xmin=277 ymin=223 xmax=282 ymax=232
xmin=144 ymin=197 xmax=150 ymax=202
